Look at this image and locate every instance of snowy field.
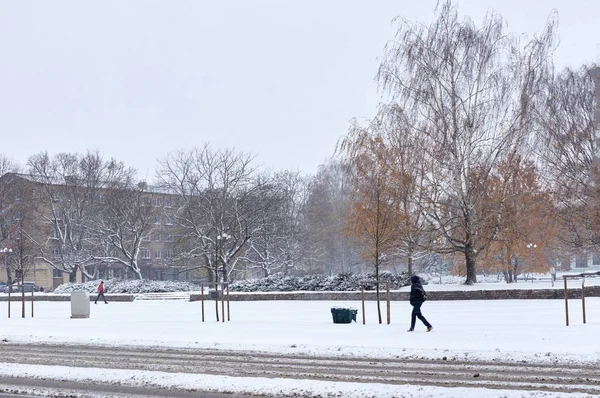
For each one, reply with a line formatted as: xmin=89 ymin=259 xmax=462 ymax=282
xmin=1 ymin=280 xmax=600 ymax=398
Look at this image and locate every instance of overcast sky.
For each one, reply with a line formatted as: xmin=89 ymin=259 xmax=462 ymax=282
xmin=0 ymin=1 xmax=598 ymax=178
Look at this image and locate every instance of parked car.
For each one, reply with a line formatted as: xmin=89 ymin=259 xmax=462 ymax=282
xmin=11 ymin=282 xmax=41 ymax=293
xmin=0 ymin=283 xmax=9 ymax=293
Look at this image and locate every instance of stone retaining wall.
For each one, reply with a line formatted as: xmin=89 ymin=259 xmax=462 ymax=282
xmin=0 ymin=294 xmax=135 ymax=302
xmin=190 ymin=286 xmax=600 ymax=301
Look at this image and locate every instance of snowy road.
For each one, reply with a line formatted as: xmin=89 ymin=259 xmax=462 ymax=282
xmin=1 ymin=342 xmax=599 ymax=396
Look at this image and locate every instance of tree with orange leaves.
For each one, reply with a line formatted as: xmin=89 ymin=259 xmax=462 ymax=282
xmin=480 ymin=155 xmax=555 ymax=282
xmin=339 ymin=120 xmax=402 ymax=324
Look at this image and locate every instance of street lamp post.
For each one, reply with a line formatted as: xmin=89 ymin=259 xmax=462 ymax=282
xmin=526 ymin=243 xmax=537 ymax=283
xmin=217 ymin=233 xmax=230 ymax=283
xmin=216 ymin=233 xmax=230 ymax=323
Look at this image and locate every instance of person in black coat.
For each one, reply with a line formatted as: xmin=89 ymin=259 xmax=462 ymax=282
xmin=408 ymin=275 xmax=432 ymax=332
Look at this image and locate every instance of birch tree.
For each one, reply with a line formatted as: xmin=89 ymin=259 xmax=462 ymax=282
xmin=536 ymin=67 xmax=598 ymax=252
xmin=377 ymin=1 xmax=557 ymax=284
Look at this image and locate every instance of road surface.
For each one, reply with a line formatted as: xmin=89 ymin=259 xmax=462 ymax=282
xmin=0 ymin=342 xmax=599 ymax=396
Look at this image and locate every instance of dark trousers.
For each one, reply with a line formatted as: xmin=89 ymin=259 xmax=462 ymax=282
xmin=410 ymin=303 xmax=431 ymax=329
xmin=95 ymin=292 xmax=107 ymax=304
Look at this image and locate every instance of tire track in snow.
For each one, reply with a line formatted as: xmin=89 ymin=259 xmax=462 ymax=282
xmin=1 ymin=342 xmax=599 ymax=395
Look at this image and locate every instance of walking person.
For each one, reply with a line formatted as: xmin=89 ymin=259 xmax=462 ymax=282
xmin=407 ymin=275 xmax=432 ymax=332
xmin=95 ymin=281 xmax=108 ymax=304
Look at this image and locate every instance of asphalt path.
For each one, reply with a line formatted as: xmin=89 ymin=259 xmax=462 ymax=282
xmin=1 ymin=342 xmax=599 ymax=396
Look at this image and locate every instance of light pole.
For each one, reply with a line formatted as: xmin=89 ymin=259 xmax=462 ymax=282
xmin=217 ymin=233 xmax=230 ymax=283
xmin=216 ymin=233 xmax=230 ymax=323
xmin=526 ymin=243 xmax=537 ymax=283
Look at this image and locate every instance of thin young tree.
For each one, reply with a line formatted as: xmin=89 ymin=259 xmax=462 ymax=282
xmin=340 ymin=122 xmax=402 ymax=324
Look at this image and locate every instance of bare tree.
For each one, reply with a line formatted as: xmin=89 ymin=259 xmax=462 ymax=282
xmin=92 ymin=161 xmax=157 ymax=280
xmin=376 ymin=104 xmax=435 ymax=275
xmin=155 ymin=145 xmax=259 ymax=283
xmin=243 ymin=170 xmax=308 ymax=277
xmin=0 ymin=156 xmax=22 ymax=285
xmin=3 ymin=202 xmax=39 ymax=317
xmin=27 ymin=151 xmax=109 ymax=281
xmin=303 ymin=161 xmax=361 ymax=275
xmin=377 ymin=1 xmax=557 ymax=284
xmin=536 ymin=66 xmax=599 ymax=253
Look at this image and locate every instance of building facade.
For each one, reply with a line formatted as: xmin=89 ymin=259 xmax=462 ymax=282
xmin=0 ymin=173 xmax=200 ymax=290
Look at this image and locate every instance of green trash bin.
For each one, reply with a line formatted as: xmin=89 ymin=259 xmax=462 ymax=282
xmin=331 ymin=307 xmax=358 ymax=323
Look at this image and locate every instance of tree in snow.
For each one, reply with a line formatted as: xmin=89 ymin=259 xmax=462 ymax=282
xmin=155 ymin=145 xmax=259 ymax=283
xmin=242 ymin=170 xmax=308 ymax=278
xmin=27 ymin=151 xmax=110 ymax=282
xmin=376 ymin=1 xmax=557 ymax=284
xmin=92 ymin=160 xmax=158 ymax=280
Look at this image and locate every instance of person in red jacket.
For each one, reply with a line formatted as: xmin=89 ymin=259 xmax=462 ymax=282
xmin=95 ymin=281 xmax=108 ymax=304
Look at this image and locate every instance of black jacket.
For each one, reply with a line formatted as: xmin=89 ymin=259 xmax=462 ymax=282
xmin=409 ymin=279 xmax=426 ymax=305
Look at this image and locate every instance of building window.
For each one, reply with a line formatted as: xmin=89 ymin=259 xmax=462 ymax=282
xmin=140 ymin=248 xmax=151 ymax=259
xmin=155 ymin=215 xmax=161 ymax=225
xmin=165 ymin=249 xmax=173 ymax=259
xmin=155 ymin=250 xmax=161 ymax=259
xmin=165 ymin=215 xmax=173 ymax=225
xmin=53 ymin=269 xmax=63 ymax=278
xmin=51 ymin=248 xmax=60 ymax=259
xmin=166 ymin=234 xmax=173 ymax=242
xmin=156 ymin=233 xmax=162 ymax=242
xmin=576 ymin=253 xmax=588 ymax=268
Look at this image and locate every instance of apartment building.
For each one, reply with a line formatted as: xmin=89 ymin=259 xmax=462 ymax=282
xmin=0 ymin=172 xmax=198 ymax=290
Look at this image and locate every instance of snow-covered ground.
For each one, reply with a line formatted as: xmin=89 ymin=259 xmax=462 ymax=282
xmin=1 ymin=279 xmax=600 ymax=397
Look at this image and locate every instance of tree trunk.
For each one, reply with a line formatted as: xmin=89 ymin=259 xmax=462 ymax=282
xmin=130 ymin=263 xmax=143 ymax=280
xmin=375 ymin=260 xmax=382 ymax=324
xmin=512 ymin=260 xmax=519 ymax=283
xmin=464 ymin=244 xmax=477 ymax=285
